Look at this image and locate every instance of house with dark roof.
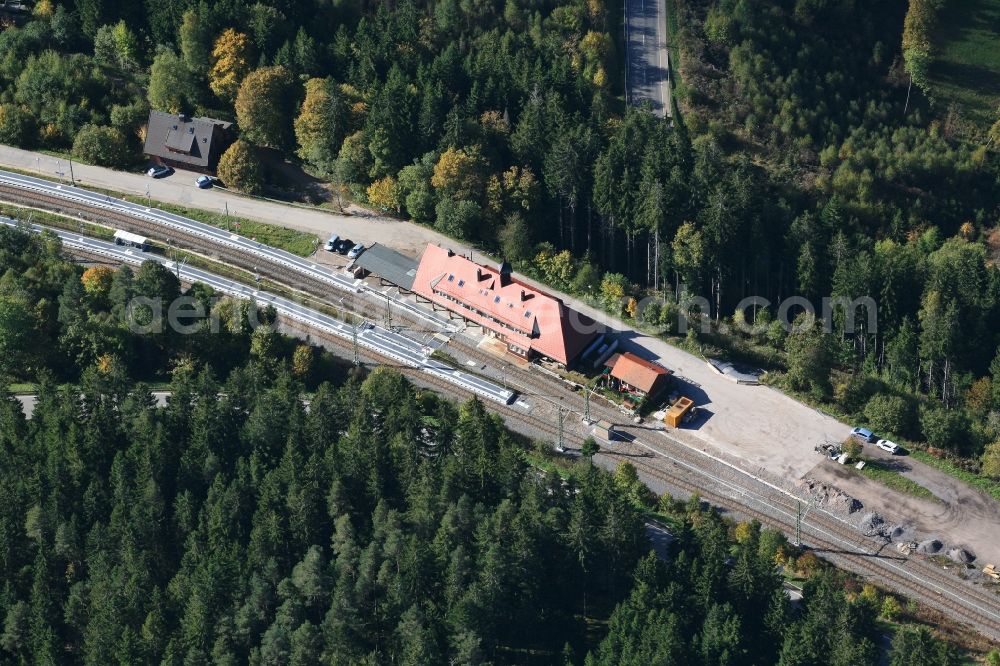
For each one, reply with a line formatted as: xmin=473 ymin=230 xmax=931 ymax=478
xmin=605 ymin=352 xmax=673 ymax=402
xmin=142 ymin=111 xmax=233 ymax=172
xmin=411 ymin=244 xmax=600 ymax=366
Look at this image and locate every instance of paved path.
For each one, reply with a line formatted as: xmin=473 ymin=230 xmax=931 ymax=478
xmin=15 ymin=391 xmax=171 ymax=419
xmin=625 ymin=0 xmax=671 ymax=116
xmin=0 ymin=145 xmax=451 ymax=257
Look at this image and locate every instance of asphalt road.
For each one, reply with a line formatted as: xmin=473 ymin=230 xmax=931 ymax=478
xmin=626 ymin=0 xmax=671 ymax=117
xmin=0 ymin=145 xmax=449 ymax=257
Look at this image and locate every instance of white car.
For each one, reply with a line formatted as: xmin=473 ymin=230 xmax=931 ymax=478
xmin=876 ymin=439 xmax=900 ymax=454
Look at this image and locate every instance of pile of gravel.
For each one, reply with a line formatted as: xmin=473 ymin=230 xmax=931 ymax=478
xmin=798 ymin=478 xmax=864 ymax=515
xmin=916 ymin=538 xmax=943 ymax=554
xmin=859 ymin=512 xmax=898 ymax=540
xmin=859 ymin=511 xmax=883 ymax=533
xmin=946 ymin=547 xmax=975 ymax=564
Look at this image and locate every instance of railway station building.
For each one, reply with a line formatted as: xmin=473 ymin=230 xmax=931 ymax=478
xmin=411 ymin=244 xmax=600 ymax=366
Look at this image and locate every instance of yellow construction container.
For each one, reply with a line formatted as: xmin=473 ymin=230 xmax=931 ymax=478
xmin=664 ymin=397 xmax=693 ymax=427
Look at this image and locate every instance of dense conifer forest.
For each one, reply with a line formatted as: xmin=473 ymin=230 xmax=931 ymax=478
xmin=0 ymin=227 xmax=974 ymax=664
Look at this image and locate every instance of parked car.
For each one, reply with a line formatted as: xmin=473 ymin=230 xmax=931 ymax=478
xmin=147 ymin=165 xmax=172 ymax=178
xmin=195 ymin=175 xmax=213 ymax=189
xmin=850 ymin=427 xmax=876 ymax=443
xmin=876 ymin=439 xmax=900 ymax=454
xmin=347 ymin=243 xmax=366 ymax=259
xmin=324 ymin=234 xmax=340 ymax=252
xmin=335 ymin=238 xmax=353 ymax=255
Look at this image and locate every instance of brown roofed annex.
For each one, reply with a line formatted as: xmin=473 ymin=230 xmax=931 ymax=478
xmin=412 ymin=244 xmax=600 ymax=366
xmin=143 ymin=111 xmax=233 ymax=172
xmin=607 ymin=352 xmax=672 ymax=400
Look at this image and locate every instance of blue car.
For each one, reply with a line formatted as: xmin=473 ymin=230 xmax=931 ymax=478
xmin=850 ymin=427 xmax=875 ymax=443
xmin=195 ymin=175 xmax=213 ymax=189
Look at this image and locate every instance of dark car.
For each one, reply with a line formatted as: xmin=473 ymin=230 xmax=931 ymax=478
xmin=335 ymin=238 xmax=353 ymax=254
xmin=195 ymin=175 xmax=213 ymax=189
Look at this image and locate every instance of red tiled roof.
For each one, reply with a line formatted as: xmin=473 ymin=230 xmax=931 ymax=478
xmin=610 ymin=352 xmax=672 ymax=394
xmin=411 ymin=244 xmax=599 ymax=365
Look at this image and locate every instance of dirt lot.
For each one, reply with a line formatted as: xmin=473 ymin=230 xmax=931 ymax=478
xmin=808 ymin=450 xmax=1000 ymax=565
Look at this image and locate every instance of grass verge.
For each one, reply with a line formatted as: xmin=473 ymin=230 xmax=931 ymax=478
xmin=910 ymin=450 xmax=1000 ymax=503
xmin=104 ymin=190 xmax=319 ymax=257
xmin=856 ymin=458 xmax=938 ymax=501
xmin=0 ymin=202 xmax=114 ymax=241
xmin=0 ymin=164 xmax=319 ymax=256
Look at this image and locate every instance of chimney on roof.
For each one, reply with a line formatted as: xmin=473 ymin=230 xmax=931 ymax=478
xmin=499 ymin=260 xmax=512 ymax=287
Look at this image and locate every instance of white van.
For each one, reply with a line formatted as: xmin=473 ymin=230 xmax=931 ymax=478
xmin=324 ymin=234 xmax=340 ymax=251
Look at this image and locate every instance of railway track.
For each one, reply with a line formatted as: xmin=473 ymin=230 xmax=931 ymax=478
xmin=12 ymin=180 xmax=1000 ymax=640
xmin=605 ymin=443 xmax=1000 ymax=638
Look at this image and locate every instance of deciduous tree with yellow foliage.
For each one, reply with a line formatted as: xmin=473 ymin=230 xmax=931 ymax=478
xmin=235 ymin=66 xmax=294 ymax=149
xmin=217 ymin=140 xmax=263 ymax=194
xmin=431 ymin=147 xmax=486 ymax=201
xmin=294 ymin=78 xmax=348 ymax=176
xmin=81 ymin=266 xmax=115 ymax=302
xmin=366 ymin=176 xmax=402 ymax=213
xmin=209 ymin=28 xmax=252 ymax=104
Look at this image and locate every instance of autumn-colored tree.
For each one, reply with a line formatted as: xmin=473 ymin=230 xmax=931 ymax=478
xmin=81 ymin=266 xmax=114 ymax=301
xmin=732 ymin=521 xmax=755 ymax=544
xmin=671 ymin=222 xmax=706 ymax=290
xmin=535 ymin=247 xmax=575 ymax=288
xmin=366 ymin=176 xmax=402 ymax=213
xmin=0 ymin=104 xmax=34 ymax=146
xmin=479 ymin=110 xmax=510 ymax=135
xmin=209 ymin=29 xmax=252 ymax=104
xmin=294 ymin=78 xmax=348 ymax=175
xmin=880 ymin=595 xmax=902 ymax=620
xmin=486 ymin=166 xmax=540 ymax=219
xmin=32 ymin=0 xmax=53 ymax=18
xmin=431 ymin=147 xmax=486 ymax=201
xmin=235 ymin=66 xmax=295 ymax=149
xmin=625 ymin=297 xmax=638 ymax=318
xmin=292 ymin=344 xmax=313 ymax=381
xmin=217 ymin=140 xmax=263 ymax=194
xmin=600 ymin=273 xmax=629 ymax=311
xmin=982 ymin=440 xmax=1000 ymax=479
xmin=901 ymin=0 xmax=940 ymax=88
